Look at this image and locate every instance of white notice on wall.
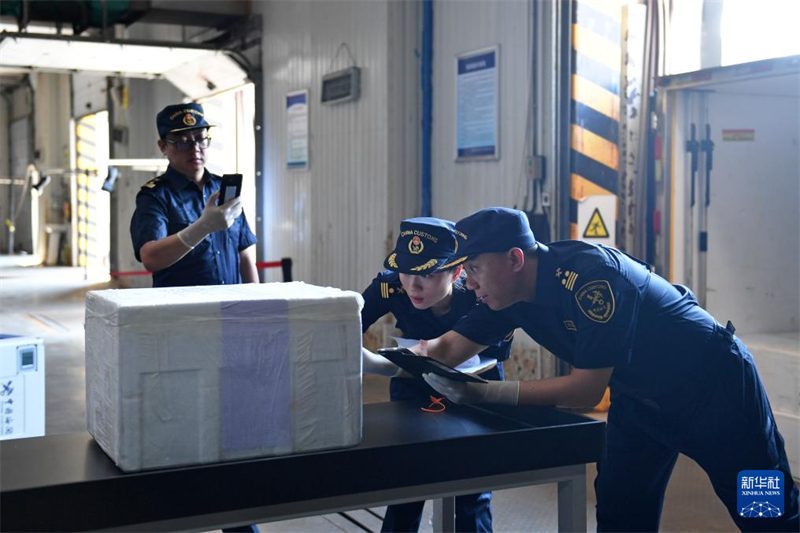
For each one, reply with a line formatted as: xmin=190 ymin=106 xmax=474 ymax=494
xmin=286 ymin=90 xmax=309 ymax=169
xmin=456 ymin=46 xmax=499 ymax=161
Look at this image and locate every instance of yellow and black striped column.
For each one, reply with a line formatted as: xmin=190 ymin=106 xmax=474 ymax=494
xmin=570 ymin=0 xmax=622 ymax=239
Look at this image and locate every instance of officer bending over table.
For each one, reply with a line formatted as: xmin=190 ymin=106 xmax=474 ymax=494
xmin=361 ymin=217 xmax=514 ymax=533
xmin=420 ymin=207 xmax=798 ymax=532
xmin=130 ymin=103 xmax=258 ymax=288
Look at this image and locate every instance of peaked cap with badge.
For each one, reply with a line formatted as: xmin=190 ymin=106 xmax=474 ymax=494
xmin=383 ymin=217 xmax=465 ymax=274
xmin=156 ymin=102 xmax=215 ymax=139
xmin=451 ymin=207 xmax=537 ymax=263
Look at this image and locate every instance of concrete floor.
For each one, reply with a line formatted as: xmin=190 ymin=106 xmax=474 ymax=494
xmin=0 ymin=258 xmax=746 ymax=532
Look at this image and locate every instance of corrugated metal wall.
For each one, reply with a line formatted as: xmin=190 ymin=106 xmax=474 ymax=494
xmin=255 ymin=0 xmax=535 ymax=288
xmin=254 ymin=0 xmax=418 ymax=292
xmin=254 ymin=1 xmax=553 ymax=381
xmin=431 ymin=0 xmax=533 ymax=220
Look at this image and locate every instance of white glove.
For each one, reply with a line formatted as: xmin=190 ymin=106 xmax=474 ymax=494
xmin=423 ymin=373 xmax=520 ymax=405
xmin=177 ymin=191 xmax=243 ymax=249
xmin=362 ymin=347 xmax=403 ymax=377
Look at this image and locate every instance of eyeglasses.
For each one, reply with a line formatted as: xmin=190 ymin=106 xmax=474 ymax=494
xmin=163 ymin=136 xmax=212 ymax=152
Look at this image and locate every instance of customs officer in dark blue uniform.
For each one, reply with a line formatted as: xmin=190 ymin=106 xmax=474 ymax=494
xmin=361 ymin=217 xmax=515 ymax=533
xmin=130 ymin=103 xmax=258 ymax=288
xmin=422 ymin=207 xmax=799 ymax=532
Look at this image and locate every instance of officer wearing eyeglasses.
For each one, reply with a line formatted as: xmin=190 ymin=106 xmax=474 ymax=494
xmin=130 ymin=103 xmax=258 ymax=288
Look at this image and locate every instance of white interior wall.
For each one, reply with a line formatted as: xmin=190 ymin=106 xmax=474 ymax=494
xmin=252 ymin=1 xmax=550 ymax=380
xmin=669 ymin=90 xmax=690 ymax=286
xmin=431 ymin=0 xmax=532 ymax=220
xmin=667 ymin=75 xmax=800 ymax=334
xmin=705 ymin=89 xmax=800 ymax=333
xmin=254 ymin=0 xmax=417 ymax=292
xmin=254 ymin=0 xmax=535 ymax=290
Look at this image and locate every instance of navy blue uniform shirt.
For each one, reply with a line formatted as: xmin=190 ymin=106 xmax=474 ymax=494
xmin=362 ymin=270 xmax=514 ymax=371
xmin=130 ymin=166 xmax=257 ymax=288
xmin=454 ymin=241 xmax=720 ymax=405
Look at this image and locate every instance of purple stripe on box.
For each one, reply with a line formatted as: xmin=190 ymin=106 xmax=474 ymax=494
xmin=221 ymin=299 xmax=291 ymax=452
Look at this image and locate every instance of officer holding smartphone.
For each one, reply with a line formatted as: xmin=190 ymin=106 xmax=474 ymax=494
xmin=130 ymin=103 xmax=259 ymax=288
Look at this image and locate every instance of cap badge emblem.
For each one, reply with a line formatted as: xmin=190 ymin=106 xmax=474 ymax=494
xmin=409 ymin=236 xmax=424 ymax=254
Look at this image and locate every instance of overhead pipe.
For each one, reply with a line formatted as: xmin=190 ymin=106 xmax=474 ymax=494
xmin=420 ymin=0 xmax=433 ymax=217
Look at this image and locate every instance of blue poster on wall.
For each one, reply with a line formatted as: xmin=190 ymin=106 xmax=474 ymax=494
xmin=456 ymin=47 xmax=499 ymax=160
xmin=286 ymin=90 xmax=308 ymax=169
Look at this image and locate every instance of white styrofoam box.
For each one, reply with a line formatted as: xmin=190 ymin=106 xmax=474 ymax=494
xmin=85 ymin=282 xmax=363 ymax=472
xmin=774 ymin=411 xmax=799 ymax=482
xmin=744 ymin=332 xmax=800 ymax=416
xmin=0 ymin=335 xmax=45 ymax=440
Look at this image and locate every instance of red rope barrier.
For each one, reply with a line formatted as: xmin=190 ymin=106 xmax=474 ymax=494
xmin=255 ymin=261 xmax=283 ymax=269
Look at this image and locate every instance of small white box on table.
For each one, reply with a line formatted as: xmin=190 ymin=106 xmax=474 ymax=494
xmin=0 ymin=335 xmax=45 ymax=440
xmin=85 ymin=282 xmax=363 ymax=472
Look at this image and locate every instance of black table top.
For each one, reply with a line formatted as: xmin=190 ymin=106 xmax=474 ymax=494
xmin=1 ymin=401 xmax=605 ymax=532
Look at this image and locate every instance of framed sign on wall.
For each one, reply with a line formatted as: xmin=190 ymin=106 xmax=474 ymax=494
xmin=286 ymin=90 xmax=309 ymax=169
xmin=455 ymin=46 xmax=500 ymax=161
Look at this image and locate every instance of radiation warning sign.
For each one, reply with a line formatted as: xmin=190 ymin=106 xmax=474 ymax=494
xmin=577 ymin=195 xmax=616 ymax=244
xmin=583 ymin=208 xmax=609 ymax=238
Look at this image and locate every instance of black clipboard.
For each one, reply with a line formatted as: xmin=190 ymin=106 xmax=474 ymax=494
xmin=377 ymin=347 xmax=488 ymax=383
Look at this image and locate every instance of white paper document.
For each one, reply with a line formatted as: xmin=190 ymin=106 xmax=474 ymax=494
xmin=390 ymin=336 xmax=497 ymax=375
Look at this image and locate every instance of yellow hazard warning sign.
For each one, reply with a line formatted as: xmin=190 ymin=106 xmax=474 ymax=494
xmin=583 ymin=208 xmax=610 ymax=238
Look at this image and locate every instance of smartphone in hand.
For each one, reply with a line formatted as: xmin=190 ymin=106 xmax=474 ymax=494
xmin=217 ymin=174 xmax=243 ymax=206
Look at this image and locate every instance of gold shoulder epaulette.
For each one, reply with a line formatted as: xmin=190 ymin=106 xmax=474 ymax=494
xmin=380 ymin=281 xmax=405 ymax=299
xmin=141 ymin=177 xmax=161 ymax=189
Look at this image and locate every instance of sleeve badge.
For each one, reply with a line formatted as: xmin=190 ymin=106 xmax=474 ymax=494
xmin=575 ymin=280 xmax=615 ymax=323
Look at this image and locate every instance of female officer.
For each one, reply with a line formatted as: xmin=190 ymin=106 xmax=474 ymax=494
xmin=360 ymin=217 xmax=515 ymax=533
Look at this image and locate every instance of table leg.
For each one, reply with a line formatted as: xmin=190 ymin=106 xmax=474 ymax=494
xmin=432 ymin=496 xmax=456 ymax=532
xmin=557 ymin=467 xmax=587 ymax=533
